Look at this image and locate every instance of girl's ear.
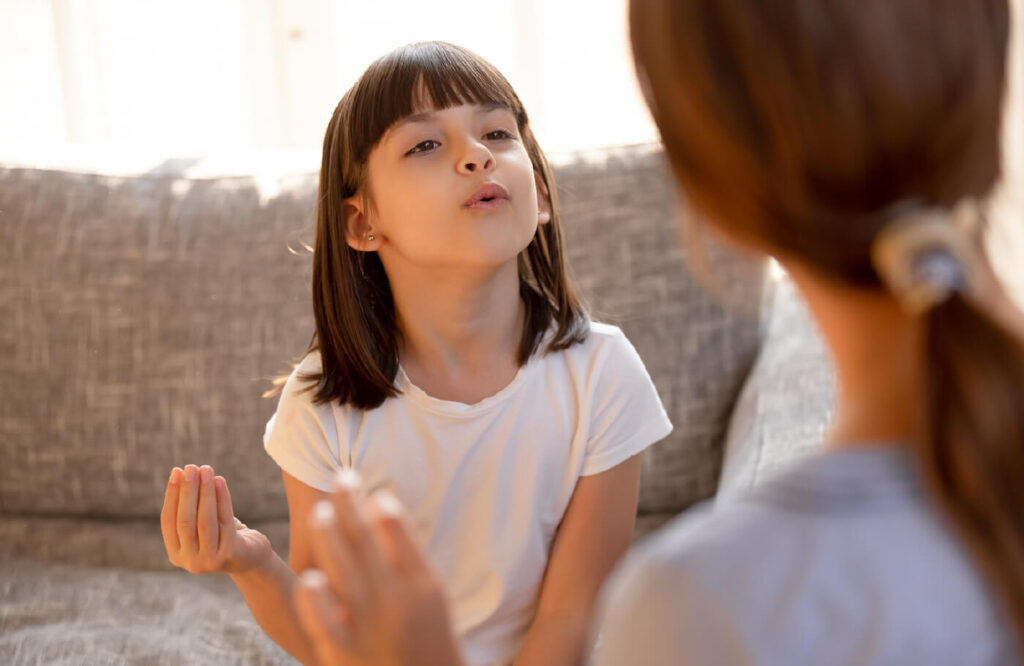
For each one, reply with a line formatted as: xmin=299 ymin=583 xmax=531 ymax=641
xmin=535 ymin=172 xmax=552 ymax=225
xmin=343 ymin=196 xmax=382 ymax=252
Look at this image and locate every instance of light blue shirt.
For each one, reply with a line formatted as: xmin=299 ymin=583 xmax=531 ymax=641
xmin=591 ymin=447 xmax=1018 ymax=665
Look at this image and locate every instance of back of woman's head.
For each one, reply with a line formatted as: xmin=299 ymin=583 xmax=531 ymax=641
xmin=630 ymin=0 xmax=1024 ymax=646
xmin=305 ymin=41 xmax=587 ymax=410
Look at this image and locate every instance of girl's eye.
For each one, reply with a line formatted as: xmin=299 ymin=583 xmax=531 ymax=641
xmin=484 ymin=129 xmax=515 ymax=141
xmin=406 ymin=140 xmax=440 ymax=155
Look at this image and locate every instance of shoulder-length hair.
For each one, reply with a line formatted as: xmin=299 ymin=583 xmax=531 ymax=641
xmin=285 ymin=41 xmax=588 ymax=409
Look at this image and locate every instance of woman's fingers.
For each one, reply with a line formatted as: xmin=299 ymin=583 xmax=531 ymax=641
xmin=196 ymin=466 xmax=219 ymax=555
xmin=366 ymin=491 xmax=427 ymax=576
xmin=293 ymin=569 xmax=355 ymax=665
xmin=176 ymin=464 xmax=201 ymax=553
xmin=160 ymin=467 xmax=183 ymax=553
xmin=309 ymin=499 xmax=366 ymax=606
xmin=330 ymin=471 xmax=389 ymax=583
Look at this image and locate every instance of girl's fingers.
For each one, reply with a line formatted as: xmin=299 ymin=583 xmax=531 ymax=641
xmin=160 ymin=468 xmax=183 ymax=553
xmin=196 ymin=466 xmax=219 ymax=554
xmin=176 ymin=464 xmax=201 ymax=553
xmin=214 ymin=476 xmax=236 ymax=553
xmin=293 ymin=570 xmax=354 ymax=664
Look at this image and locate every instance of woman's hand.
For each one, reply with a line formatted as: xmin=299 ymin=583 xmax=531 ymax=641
xmin=160 ymin=464 xmax=273 ymax=574
xmin=291 ymin=471 xmax=463 ymax=666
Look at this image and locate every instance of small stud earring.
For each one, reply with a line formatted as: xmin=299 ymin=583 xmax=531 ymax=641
xmin=367 ymin=233 xmax=375 ymax=241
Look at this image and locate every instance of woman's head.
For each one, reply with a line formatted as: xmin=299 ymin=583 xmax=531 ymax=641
xmin=308 ymin=41 xmax=587 ymax=409
xmin=629 ymin=0 xmax=1010 ymax=279
xmin=631 ymin=0 xmax=1024 ymax=646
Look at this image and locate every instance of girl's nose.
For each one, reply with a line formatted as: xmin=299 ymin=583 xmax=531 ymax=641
xmin=457 ymin=143 xmax=494 ymax=174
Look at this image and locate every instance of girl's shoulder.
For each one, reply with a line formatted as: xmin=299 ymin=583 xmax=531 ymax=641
xmin=560 ymin=320 xmax=628 ymax=359
xmin=272 ymin=351 xmax=325 ymax=408
xmin=557 ymin=320 xmax=649 ymax=375
xmin=585 ymin=320 xmax=626 ymax=342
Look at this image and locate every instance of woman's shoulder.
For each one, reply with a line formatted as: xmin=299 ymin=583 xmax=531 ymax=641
xmin=622 ymin=497 xmax=778 ymax=586
xmin=591 ymin=501 xmax=767 ymax=664
xmin=598 ymin=452 xmax=1017 ymax=665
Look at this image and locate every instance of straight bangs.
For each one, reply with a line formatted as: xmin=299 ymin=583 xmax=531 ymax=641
xmin=345 ymin=42 xmax=528 ymax=171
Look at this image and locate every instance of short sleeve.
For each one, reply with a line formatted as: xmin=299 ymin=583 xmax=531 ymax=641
xmin=263 ymin=357 xmax=344 ymax=492
xmin=581 ymin=327 xmax=673 ymax=476
xmin=589 ymin=545 xmax=756 ymax=666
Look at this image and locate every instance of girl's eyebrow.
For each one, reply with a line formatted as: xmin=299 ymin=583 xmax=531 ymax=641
xmin=391 ymin=103 xmax=510 ymax=132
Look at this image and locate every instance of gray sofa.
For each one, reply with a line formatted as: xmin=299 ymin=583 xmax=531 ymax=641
xmin=0 ymin=144 xmax=834 ymax=664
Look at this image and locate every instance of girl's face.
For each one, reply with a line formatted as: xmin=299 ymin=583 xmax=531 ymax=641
xmin=345 ymin=102 xmax=550 ymax=272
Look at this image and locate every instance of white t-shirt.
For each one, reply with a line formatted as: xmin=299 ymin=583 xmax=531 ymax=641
xmin=263 ymin=322 xmax=673 ymax=666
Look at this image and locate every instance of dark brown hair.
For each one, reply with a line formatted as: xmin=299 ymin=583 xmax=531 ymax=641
xmin=631 ymin=0 xmax=1024 ymax=646
xmin=285 ymin=41 xmax=588 ymax=409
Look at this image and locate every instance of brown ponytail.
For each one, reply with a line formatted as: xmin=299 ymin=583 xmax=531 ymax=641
xmin=924 ymin=291 xmax=1024 ymax=636
xmin=629 ymin=0 xmax=1024 ymax=645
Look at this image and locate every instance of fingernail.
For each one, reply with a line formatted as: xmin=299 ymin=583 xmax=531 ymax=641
xmin=184 ymin=466 xmax=197 ymax=482
xmin=334 ymin=468 xmax=361 ymax=491
xmin=300 ymin=569 xmax=327 ymax=589
xmin=311 ymin=500 xmax=335 ymax=527
xmin=200 ymin=467 xmax=213 ymax=482
xmin=372 ymin=490 xmax=403 ymax=516
xmin=169 ymin=468 xmax=181 ymax=484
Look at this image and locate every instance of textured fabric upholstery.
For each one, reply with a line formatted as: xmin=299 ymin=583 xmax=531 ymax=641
xmin=0 ymin=144 xmax=766 ymax=664
xmin=0 ymin=145 xmax=763 ymax=530
xmin=0 ymin=557 xmax=293 ymax=665
xmin=717 ymin=274 xmax=835 ymax=499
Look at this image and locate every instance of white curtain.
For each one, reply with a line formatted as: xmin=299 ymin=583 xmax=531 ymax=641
xmin=0 ymin=0 xmax=656 ymax=155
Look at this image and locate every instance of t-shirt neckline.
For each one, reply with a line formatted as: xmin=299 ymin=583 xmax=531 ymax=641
xmin=396 ymin=359 xmax=534 ymax=417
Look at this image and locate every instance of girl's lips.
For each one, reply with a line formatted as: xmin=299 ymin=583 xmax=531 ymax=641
xmin=463 ymin=197 xmax=508 ymax=211
xmin=463 ymin=182 xmax=509 ymax=209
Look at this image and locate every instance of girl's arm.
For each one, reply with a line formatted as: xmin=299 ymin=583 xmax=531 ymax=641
xmin=229 ymin=551 xmax=317 ymax=664
xmin=512 ymin=453 xmax=645 ymax=666
xmin=229 ymin=469 xmax=339 ymax=665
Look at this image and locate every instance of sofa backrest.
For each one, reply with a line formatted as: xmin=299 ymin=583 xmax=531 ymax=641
xmin=0 ymin=145 xmax=763 ymax=522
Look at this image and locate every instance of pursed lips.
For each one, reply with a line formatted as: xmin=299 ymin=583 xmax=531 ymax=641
xmin=462 ymin=183 xmax=509 ymax=210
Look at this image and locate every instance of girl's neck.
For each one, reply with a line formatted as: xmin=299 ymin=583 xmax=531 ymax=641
xmin=784 ymin=261 xmax=929 ymax=453
xmin=388 ymin=260 xmax=525 ymax=403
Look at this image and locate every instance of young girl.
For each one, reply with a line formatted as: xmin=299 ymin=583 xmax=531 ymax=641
xmin=159 ymin=41 xmax=672 ymax=666
xmin=288 ymin=2 xmax=1024 ymax=665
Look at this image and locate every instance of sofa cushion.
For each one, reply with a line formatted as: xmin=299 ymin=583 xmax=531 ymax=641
xmin=0 ymin=166 xmax=315 ymax=521
xmin=0 ymin=145 xmax=763 ymax=523
xmin=716 ymin=272 xmax=835 ymax=499
xmin=554 ymin=147 xmax=764 ymax=513
xmin=0 ymin=558 xmax=292 ymax=665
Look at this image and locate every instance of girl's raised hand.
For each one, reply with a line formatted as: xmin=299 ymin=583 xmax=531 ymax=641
xmin=292 ymin=471 xmax=463 ymax=666
xmin=160 ymin=464 xmax=273 ymax=574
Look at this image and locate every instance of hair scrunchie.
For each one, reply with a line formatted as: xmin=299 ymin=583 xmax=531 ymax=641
xmin=870 ymin=198 xmax=985 ymax=315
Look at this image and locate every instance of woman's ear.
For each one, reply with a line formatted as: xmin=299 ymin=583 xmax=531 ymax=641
xmin=535 ymin=172 xmax=552 ymax=225
xmin=343 ymin=195 xmax=382 ymax=252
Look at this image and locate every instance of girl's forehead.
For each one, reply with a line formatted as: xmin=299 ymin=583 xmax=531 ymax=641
xmin=388 ymin=102 xmax=513 ymax=137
